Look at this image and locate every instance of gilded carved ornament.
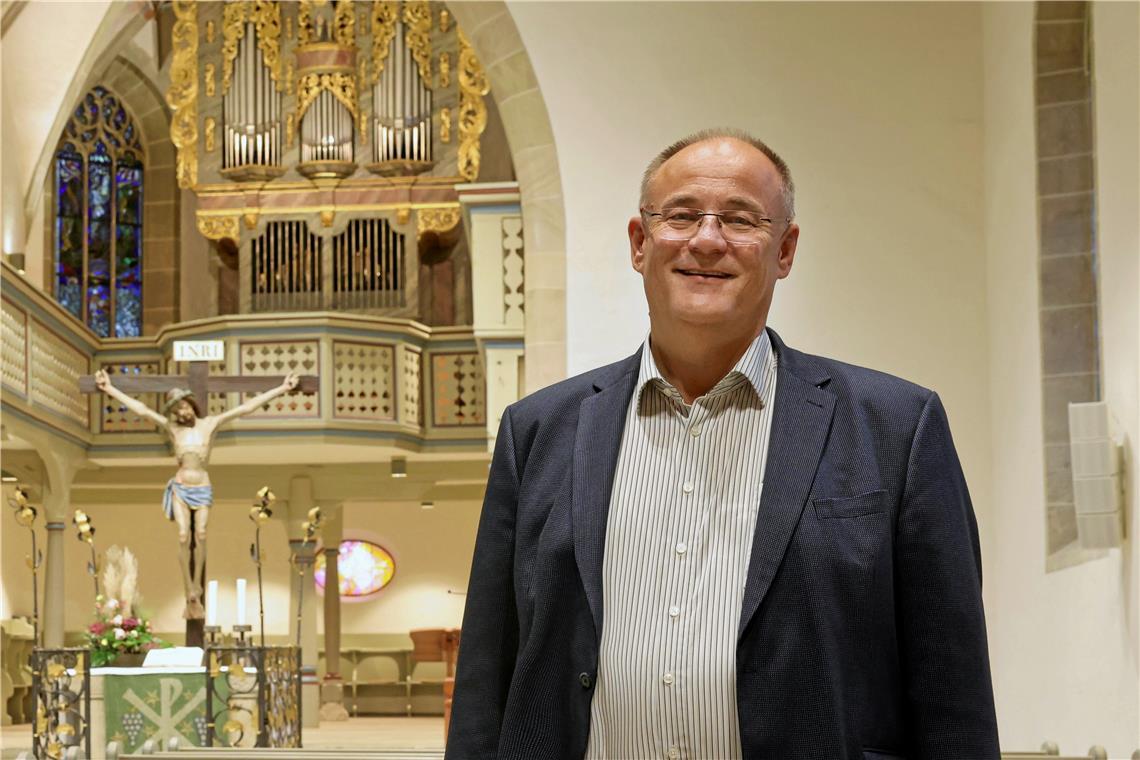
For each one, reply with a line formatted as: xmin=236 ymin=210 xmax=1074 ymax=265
xmin=298 ymin=0 xmax=354 ymax=46
xmin=403 ymin=0 xmax=432 ymax=88
xmin=221 ymin=1 xmax=283 ymax=96
xmin=440 ymin=107 xmax=451 ymax=143
xmin=206 ymin=20 xmax=216 ymax=43
xmin=204 ymin=63 xmax=216 ymax=97
xmin=439 ymin=8 xmax=451 ymax=33
xmin=296 ymin=72 xmax=359 ymax=124
xmin=333 ymin=0 xmax=355 ymax=46
xmin=457 ymin=30 xmax=489 ymax=183
xmin=370 ymin=1 xmax=398 ymax=83
xmin=204 ymin=117 xmax=216 ymax=152
xmin=439 ymin=51 xmax=450 ymax=88
xmin=197 ymin=214 xmax=240 ymax=241
xmin=167 ymin=0 xmax=199 ymax=189
xmin=417 ymin=207 xmax=461 ymax=236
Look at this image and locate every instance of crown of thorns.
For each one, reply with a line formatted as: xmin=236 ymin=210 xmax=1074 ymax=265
xmin=162 ymin=388 xmax=202 ymax=416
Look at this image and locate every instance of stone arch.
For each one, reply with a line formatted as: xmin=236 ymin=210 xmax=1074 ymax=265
xmin=447 ymin=3 xmax=567 ymax=393
xmin=44 ymin=54 xmax=181 ymax=335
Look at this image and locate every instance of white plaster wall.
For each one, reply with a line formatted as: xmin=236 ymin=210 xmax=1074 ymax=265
xmin=327 ymin=500 xmax=480 ymax=635
xmin=509 ymin=0 xmax=993 ymax=546
xmin=982 ymin=2 xmax=1139 ymax=755
xmin=0 ymin=1 xmax=114 ymax=252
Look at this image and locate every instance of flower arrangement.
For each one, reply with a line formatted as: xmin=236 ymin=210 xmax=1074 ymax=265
xmin=85 ymin=545 xmax=169 ymax=667
xmin=85 ymin=595 xmax=167 ymax=667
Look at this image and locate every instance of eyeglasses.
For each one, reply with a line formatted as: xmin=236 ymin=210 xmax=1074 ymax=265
xmin=640 ymin=207 xmax=791 ymax=244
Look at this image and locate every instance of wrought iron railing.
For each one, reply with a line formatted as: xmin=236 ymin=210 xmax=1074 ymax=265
xmin=204 ymin=645 xmax=300 ymax=748
xmin=30 ymin=647 xmax=91 ymax=760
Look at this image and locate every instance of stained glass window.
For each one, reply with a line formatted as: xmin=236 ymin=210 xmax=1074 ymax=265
xmin=314 ymin=540 xmax=396 ymax=598
xmin=52 ymin=86 xmax=144 ymax=338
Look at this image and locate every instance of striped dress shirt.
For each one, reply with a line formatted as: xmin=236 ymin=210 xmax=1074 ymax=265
xmin=585 ymin=330 xmax=778 ymax=760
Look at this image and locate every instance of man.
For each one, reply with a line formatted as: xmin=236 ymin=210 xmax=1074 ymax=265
xmin=94 ymin=370 xmax=299 ymax=618
xmin=448 ymin=129 xmax=999 ymax=759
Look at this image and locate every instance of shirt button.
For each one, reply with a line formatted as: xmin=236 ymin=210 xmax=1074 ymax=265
xmin=669 ymin=605 xmax=680 ymax=618
xmin=579 ymin=672 xmax=592 ymax=688
xmin=662 ymin=672 xmax=674 ymax=685
xmin=668 ymin=748 xmax=680 ymax=759
xmin=681 ymin=481 xmax=694 ymax=494
xmin=689 ymin=426 xmax=701 ymax=437
xmin=675 ymin=542 xmax=687 ymax=555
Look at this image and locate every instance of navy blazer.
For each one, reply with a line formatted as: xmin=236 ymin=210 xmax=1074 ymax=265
xmin=447 ymin=329 xmax=999 ymax=760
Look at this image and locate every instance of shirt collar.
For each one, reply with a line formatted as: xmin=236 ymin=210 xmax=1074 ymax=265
xmin=636 ymin=328 xmax=773 ymax=407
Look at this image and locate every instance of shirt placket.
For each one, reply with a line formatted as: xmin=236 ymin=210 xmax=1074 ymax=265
xmin=659 ymin=395 xmax=711 ymax=760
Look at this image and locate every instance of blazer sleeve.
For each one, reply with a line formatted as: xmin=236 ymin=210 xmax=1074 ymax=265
xmin=445 ymin=406 xmax=521 ymax=759
xmin=896 ymin=392 xmax=1001 ymax=759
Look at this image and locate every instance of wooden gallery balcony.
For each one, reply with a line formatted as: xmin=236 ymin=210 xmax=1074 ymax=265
xmin=1 ymin=261 xmax=492 ymax=466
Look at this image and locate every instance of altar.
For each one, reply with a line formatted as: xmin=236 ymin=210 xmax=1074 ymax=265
xmin=89 ymin=666 xmax=254 ymax=755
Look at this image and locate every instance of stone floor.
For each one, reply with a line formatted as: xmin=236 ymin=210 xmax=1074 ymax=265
xmin=0 ymin=716 xmax=445 ymax=758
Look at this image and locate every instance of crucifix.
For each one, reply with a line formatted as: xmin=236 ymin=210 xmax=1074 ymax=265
xmin=79 ymin=353 xmax=319 ymax=647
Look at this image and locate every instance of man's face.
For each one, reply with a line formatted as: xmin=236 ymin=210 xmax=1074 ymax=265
xmin=171 ymin=400 xmax=196 ymax=426
xmin=630 ymin=138 xmax=799 ymax=337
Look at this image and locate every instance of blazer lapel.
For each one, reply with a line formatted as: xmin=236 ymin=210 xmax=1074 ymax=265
xmin=738 ymin=336 xmax=836 ymax=639
xmin=572 ymin=354 xmax=640 ymax=646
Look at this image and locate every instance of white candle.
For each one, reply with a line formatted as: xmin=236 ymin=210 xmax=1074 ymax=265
xmin=236 ymin=578 xmax=247 ymax=626
xmin=205 ymin=580 xmax=218 ymax=627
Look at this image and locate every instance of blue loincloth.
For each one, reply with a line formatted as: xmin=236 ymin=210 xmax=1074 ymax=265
xmin=163 ymin=479 xmax=214 ymax=521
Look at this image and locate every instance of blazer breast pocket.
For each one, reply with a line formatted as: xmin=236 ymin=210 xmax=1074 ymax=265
xmin=813 ymin=489 xmax=887 ymax=519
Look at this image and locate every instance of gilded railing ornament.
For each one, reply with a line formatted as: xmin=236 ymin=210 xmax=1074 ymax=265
xmin=417 ymin=206 xmax=462 ymax=236
xmin=197 ymin=214 xmax=241 ymax=241
xmin=404 ymin=0 xmax=433 ymax=88
xmin=370 ymin=0 xmax=398 ymax=83
xmin=457 ymin=29 xmax=488 ymax=183
xmin=167 ymin=0 xmax=199 ymax=189
xmin=222 ymin=0 xmax=283 ymax=96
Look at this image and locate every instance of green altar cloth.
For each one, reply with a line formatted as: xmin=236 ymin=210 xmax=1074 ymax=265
xmin=92 ymin=667 xmax=245 ymax=754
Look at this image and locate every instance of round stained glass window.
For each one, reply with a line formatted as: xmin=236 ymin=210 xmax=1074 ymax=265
xmin=314 ymin=540 xmax=396 ymax=597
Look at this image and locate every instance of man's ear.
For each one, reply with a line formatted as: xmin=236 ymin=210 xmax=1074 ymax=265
xmin=629 ymin=216 xmax=647 ymax=273
xmin=776 ymin=222 xmax=799 ymax=280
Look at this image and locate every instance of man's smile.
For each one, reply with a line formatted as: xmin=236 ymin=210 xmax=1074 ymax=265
xmin=675 ymin=268 xmax=733 ymax=280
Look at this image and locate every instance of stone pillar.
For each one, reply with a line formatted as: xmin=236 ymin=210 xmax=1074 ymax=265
xmin=286 ymin=476 xmax=320 ymax=729
xmin=318 ymin=502 xmax=347 ymax=721
xmin=42 ymin=518 xmax=66 ymax=648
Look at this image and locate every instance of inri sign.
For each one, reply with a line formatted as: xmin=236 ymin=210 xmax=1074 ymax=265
xmin=173 ymin=340 xmax=225 ymax=362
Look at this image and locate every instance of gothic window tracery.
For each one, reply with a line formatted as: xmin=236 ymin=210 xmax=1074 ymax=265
xmin=53 ymin=86 xmax=144 ymax=338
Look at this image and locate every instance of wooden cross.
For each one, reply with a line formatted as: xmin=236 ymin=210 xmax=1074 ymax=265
xmin=78 ymin=363 xmax=319 ymax=409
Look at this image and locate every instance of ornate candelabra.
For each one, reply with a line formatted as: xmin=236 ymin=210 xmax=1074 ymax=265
xmin=293 ymin=506 xmax=322 ymax=648
xmin=72 ymin=509 xmax=100 ymax=599
xmin=7 ymin=486 xmax=41 ymax=646
xmin=249 ymin=486 xmax=275 ymax=647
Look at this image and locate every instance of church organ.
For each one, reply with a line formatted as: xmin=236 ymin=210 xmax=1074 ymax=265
xmin=177 ymin=0 xmax=497 ymax=325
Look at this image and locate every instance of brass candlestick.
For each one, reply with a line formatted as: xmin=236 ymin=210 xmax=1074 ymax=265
xmin=7 ymin=486 xmax=41 ymax=646
xmin=72 ymin=509 xmax=100 ymax=599
xmin=293 ymin=506 xmax=323 ymax=648
xmin=249 ymin=486 xmax=275 ymax=648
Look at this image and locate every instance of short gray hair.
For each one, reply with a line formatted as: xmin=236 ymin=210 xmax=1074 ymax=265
xmin=639 ymin=128 xmax=795 ymax=217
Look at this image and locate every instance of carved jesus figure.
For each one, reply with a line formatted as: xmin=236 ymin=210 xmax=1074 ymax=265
xmin=94 ymin=370 xmax=300 ymax=618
